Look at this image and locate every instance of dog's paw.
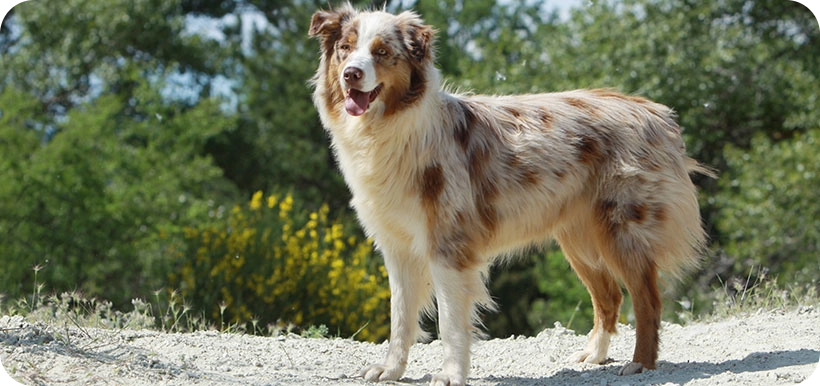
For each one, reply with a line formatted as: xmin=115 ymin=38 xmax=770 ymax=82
xmin=360 ymin=363 xmax=403 ymax=382
xmin=568 ymin=349 xmax=607 ymax=364
xmin=430 ymin=371 xmax=466 ymax=386
xmin=618 ymin=361 xmax=645 ymax=375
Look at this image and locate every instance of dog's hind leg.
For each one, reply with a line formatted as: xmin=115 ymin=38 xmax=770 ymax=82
xmin=591 ymin=194 xmax=667 ymax=374
xmin=361 ymin=250 xmax=433 ymax=382
xmin=618 ymin=261 xmax=662 ymax=375
xmin=557 ymin=231 xmax=623 ymax=365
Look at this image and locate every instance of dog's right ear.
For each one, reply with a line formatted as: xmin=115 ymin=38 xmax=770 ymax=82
xmin=309 ymin=8 xmax=352 ymax=40
xmin=308 ymin=11 xmax=336 ymax=38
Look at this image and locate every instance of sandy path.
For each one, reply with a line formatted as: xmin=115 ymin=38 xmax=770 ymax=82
xmin=2 ymin=308 xmax=819 ymax=385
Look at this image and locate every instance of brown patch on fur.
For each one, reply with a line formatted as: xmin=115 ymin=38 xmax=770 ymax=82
xmin=420 ymin=164 xmax=445 ymax=208
xmin=651 ymin=204 xmax=667 ymax=223
xmin=380 ymin=22 xmax=431 ymax=116
xmin=338 ymin=22 xmax=359 ymax=55
xmin=380 ymin=58 xmax=414 ymax=117
xmin=538 ymin=109 xmax=554 ymax=130
xmin=438 ymin=227 xmax=477 ymax=271
xmin=597 ymin=200 xmax=651 ymax=234
xmin=565 ymin=97 xmax=599 ymax=116
xmin=637 ymin=154 xmax=663 ymax=172
xmin=417 ymin=158 xmax=493 ymax=270
xmin=453 ymin=100 xmax=478 ymax=151
xmin=402 ymin=66 xmax=427 ymax=108
xmin=502 ymin=106 xmax=527 ymax=134
xmin=321 ymin=61 xmax=345 ymax=121
xmin=467 ymin=145 xmax=500 ymax=235
xmin=576 ymin=134 xmax=604 ymax=165
xmin=596 ymin=200 xmax=618 ymax=227
xmin=475 ymin=193 xmax=498 ymax=235
xmin=596 ymin=200 xmax=636 ymax=256
xmin=504 ymin=106 xmax=523 ymax=119
xmin=590 ymin=89 xmax=651 ymax=105
xmin=508 ymin=155 xmax=542 ymax=187
xmin=626 ymin=203 xmax=647 ymax=224
xmin=449 ymin=99 xmax=501 ymax=241
xmin=369 ymin=36 xmax=395 ymax=65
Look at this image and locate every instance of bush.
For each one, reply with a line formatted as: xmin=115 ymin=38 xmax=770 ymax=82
xmin=0 ymin=87 xmax=236 ymax=307
xmin=715 ymin=129 xmax=820 ymax=287
xmin=171 ymin=191 xmax=390 ymax=341
xmin=488 ymin=249 xmax=593 ymax=337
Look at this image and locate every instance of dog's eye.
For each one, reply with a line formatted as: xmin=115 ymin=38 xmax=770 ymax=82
xmin=339 ymin=43 xmax=351 ymax=51
xmin=376 ymin=48 xmax=388 ymax=56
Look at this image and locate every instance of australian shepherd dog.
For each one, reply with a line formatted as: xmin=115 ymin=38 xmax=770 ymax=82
xmin=309 ymin=5 xmax=712 ymax=385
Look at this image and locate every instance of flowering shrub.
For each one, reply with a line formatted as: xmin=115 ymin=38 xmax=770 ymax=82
xmin=170 ymin=192 xmax=390 ymax=341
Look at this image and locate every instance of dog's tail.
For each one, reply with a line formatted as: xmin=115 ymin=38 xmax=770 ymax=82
xmin=655 ymin=156 xmax=716 ymax=281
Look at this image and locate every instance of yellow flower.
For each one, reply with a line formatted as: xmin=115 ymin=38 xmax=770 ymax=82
xmin=250 ymin=191 xmax=263 ymax=211
xmin=279 ymin=194 xmax=294 ymax=219
xmin=267 ymin=194 xmax=279 ymax=209
xmin=173 ymin=191 xmax=392 ymax=342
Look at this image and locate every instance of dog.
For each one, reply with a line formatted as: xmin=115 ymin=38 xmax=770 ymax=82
xmin=309 ymin=5 xmax=712 ymax=385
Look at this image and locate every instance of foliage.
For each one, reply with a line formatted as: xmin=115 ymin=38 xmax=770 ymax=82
xmin=170 ymin=191 xmax=390 ymax=341
xmin=0 ymin=0 xmax=240 ymax=306
xmin=0 ymin=84 xmax=237 ymax=307
xmin=3 ymin=291 xmax=156 ymax=332
xmin=487 ymin=249 xmax=593 ymax=336
xmin=715 ymin=130 xmax=820 ymax=286
xmin=206 ymin=1 xmax=357 ymax=207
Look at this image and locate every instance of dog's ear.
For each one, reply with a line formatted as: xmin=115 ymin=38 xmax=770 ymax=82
xmin=399 ymin=13 xmax=436 ymax=63
xmin=309 ymin=8 xmax=353 ymax=40
xmin=308 ymin=10 xmax=337 ymax=38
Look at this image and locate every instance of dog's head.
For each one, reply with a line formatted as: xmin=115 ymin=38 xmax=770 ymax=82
xmin=309 ymin=6 xmax=435 ymax=118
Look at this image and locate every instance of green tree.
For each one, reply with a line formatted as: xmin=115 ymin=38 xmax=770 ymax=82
xmin=716 ymin=130 xmax=820 ymax=287
xmin=0 ymin=83 xmax=236 ymax=305
xmin=206 ymin=1 xmax=354 ymax=207
xmin=0 ymin=0 xmax=238 ymax=305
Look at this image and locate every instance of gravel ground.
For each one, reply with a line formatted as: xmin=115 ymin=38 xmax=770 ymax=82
xmin=2 ymin=307 xmax=819 ymax=385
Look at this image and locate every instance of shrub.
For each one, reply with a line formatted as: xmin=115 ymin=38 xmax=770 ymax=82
xmin=170 ymin=191 xmax=390 ymax=341
xmin=715 ymin=130 xmax=820 ymax=287
xmin=487 ymin=248 xmax=593 ymax=337
xmin=0 ymin=88 xmax=236 ymax=307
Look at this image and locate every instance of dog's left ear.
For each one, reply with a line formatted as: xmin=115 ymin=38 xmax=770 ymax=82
xmin=399 ymin=12 xmax=435 ymax=62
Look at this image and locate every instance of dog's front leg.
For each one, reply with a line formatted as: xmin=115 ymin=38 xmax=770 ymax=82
xmin=361 ymin=251 xmax=432 ymax=382
xmin=429 ymin=262 xmax=485 ymax=386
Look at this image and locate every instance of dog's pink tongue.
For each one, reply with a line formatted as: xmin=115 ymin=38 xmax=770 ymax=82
xmin=345 ymin=89 xmax=370 ymax=116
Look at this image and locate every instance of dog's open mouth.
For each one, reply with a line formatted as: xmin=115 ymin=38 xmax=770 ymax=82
xmin=345 ymin=84 xmax=383 ymax=116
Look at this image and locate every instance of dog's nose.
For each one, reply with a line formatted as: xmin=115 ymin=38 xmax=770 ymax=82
xmin=344 ymin=67 xmax=363 ymax=82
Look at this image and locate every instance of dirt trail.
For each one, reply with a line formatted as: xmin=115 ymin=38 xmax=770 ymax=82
xmin=2 ymin=308 xmax=819 ymax=385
